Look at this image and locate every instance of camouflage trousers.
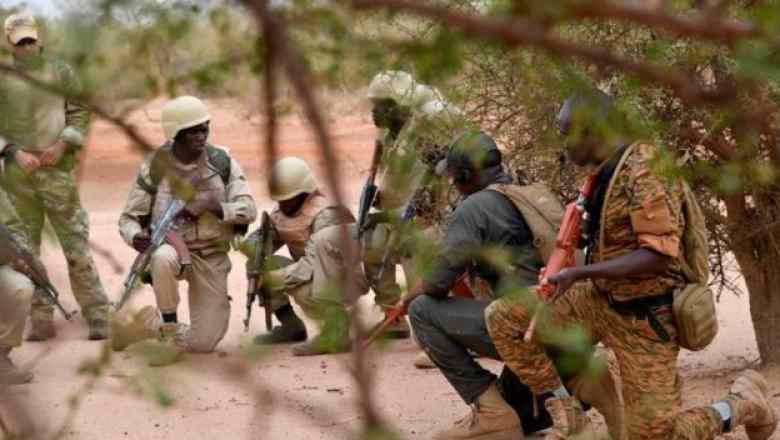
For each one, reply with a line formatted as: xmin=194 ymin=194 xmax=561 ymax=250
xmin=0 ymin=266 xmax=34 ymax=347
xmin=485 ymin=283 xmax=721 ymax=440
xmin=267 ymin=224 xmax=401 ymax=325
xmin=2 ymin=162 xmax=108 ymax=323
xmin=148 ymin=245 xmax=231 ymax=352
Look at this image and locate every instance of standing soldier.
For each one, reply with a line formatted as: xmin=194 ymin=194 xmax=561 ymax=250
xmin=401 ymin=131 xmax=623 ymax=439
xmin=0 ymin=186 xmax=35 ymax=385
xmin=115 ymin=96 xmax=257 ymax=365
xmin=0 ymin=13 xmax=109 ymax=341
xmin=486 ymin=90 xmax=778 ymax=439
xmin=363 ymin=71 xmax=469 ymax=366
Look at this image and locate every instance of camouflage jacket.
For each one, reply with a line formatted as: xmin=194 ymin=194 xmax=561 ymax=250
xmin=591 ymin=142 xmax=687 ymax=301
xmin=376 ymin=101 xmax=470 ymax=231
xmin=0 ymin=185 xmax=31 ymax=252
xmin=0 ymin=55 xmax=89 ymax=155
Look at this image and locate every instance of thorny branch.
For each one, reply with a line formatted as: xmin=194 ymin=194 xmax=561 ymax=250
xmin=241 ymin=0 xmax=386 ymax=434
xmin=349 ymin=0 xmax=741 ymax=105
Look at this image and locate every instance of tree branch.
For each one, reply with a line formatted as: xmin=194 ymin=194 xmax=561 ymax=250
xmin=349 ymin=0 xmax=738 ymax=105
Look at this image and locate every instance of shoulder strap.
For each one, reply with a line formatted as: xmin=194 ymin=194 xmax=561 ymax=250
xmin=597 ymin=143 xmax=638 ymax=262
xmin=206 ymin=145 xmax=231 ymax=185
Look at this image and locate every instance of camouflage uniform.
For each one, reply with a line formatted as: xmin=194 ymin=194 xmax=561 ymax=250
xmin=0 ymin=186 xmax=34 ymax=349
xmin=486 ymin=143 xmax=724 ymax=439
xmin=119 ymin=144 xmax=256 ymax=352
xmin=366 ymin=100 xmax=470 ymax=291
xmin=0 ymin=55 xmax=109 ymax=325
xmin=238 ymin=193 xmax=390 ymax=321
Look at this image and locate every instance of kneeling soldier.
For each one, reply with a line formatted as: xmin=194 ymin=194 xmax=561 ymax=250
xmin=400 ymin=132 xmax=624 ymax=439
xmin=115 ymin=96 xmax=257 ymax=365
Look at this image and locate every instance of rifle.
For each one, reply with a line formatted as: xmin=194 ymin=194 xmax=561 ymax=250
xmin=0 ymin=224 xmax=75 ymax=320
xmin=356 ymin=139 xmax=384 ymax=240
xmin=362 ymin=272 xmax=474 ymax=349
xmin=116 ymin=198 xmax=191 ymax=311
xmin=523 ymin=175 xmax=598 ymax=342
xmin=244 ymin=211 xmax=274 ymax=332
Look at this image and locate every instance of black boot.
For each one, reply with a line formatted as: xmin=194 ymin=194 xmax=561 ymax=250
xmin=254 ymin=305 xmax=307 ymax=345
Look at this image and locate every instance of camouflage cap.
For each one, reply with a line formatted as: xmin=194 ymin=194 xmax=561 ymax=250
xmin=4 ymin=14 xmax=39 ymax=45
xmin=437 ymin=130 xmax=501 ymax=176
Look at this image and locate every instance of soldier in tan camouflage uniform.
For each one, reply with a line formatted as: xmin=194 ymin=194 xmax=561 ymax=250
xmin=0 ymin=185 xmax=35 ymax=385
xmin=239 ymin=157 xmax=373 ymax=355
xmin=0 ymin=13 xmax=109 ymax=341
xmin=115 ymin=96 xmax=256 ymax=366
xmin=486 ymin=89 xmax=778 ymax=439
xmin=363 ymin=71 xmax=470 ymax=366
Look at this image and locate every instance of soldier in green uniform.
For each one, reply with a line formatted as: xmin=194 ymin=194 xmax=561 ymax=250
xmin=0 ymin=14 xmax=109 ymax=341
xmin=486 ymin=90 xmax=778 ymax=439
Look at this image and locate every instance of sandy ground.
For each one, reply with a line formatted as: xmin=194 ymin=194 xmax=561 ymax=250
xmin=2 ymin=99 xmax=779 ymax=440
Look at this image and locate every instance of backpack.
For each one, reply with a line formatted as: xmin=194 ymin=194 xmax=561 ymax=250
xmin=602 ymin=143 xmax=716 ymax=351
xmin=487 ymin=183 xmax=568 ymax=263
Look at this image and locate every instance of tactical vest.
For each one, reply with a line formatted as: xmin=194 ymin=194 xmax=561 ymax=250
xmin=142 ymin=144 xmax=239 ymax=251
xmin=270 ymin=192 xmax=336 ymax=260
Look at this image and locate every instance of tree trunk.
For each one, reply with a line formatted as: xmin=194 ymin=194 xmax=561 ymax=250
xmin=731 ymin=249 xmax=780 ymax=365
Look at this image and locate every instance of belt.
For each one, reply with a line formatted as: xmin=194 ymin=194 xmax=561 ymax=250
xmin=607 ymin=291 xmax=674 ymax=342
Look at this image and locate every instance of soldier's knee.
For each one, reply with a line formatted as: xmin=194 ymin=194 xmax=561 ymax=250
xmin=408 ymin=295 xmax=435 ymax=327
xmin=149 ymin=246 xmax=179 ymax=273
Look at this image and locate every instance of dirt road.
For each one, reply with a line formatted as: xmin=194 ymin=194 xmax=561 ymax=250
xmin=2 ymin=100 xmax=777 ymax=439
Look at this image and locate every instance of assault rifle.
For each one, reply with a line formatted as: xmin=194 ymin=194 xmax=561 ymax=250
xmin=244 ymin=211 xmax=274 ymax=332
xmin=356 ymin=139 xmax=384 ymax=240
xmin=116 ymin=198 xmax=191 ymax=311
xmin=0 ymin=223 xmax=75 ymax=320
xmin=523 ymin=175 xmax=598 ymax=342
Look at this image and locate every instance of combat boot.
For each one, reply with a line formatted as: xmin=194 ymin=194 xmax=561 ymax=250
xmin=26 ymin=319 xmax=56 ymax=342
xmin=292 ymin=309 xmax=351 ymax=356
xmin=133 ymin=323 xmax=186 ymax=367
xmin=543 ymin=396 xmax=589 ymax=440
xmin=88 ymin=318 xmax=109 ymax=341
xmin=432 ymin=383 xmax=522 ymax=440
xmin=413 ymin=350 xmax=436 ymax=369
xmin=726 ymin=370 xmax=778 ymax=440
xmin=254 ymin=305 xmax=307 ymax=345
xmin=111 ymin=306 xmax=158 ymax=351
xmin=0 ymin=345 xmax=33 ymax=385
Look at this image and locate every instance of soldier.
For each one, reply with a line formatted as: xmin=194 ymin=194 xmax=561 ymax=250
xmin=0 ymin=186 xmax=35 ymax=385
xmin=364 ymin=71 xmax=468 ymax=367
xmin=400 ymin=131 xmax=623 ymax=439
xmin=0 ymin=13 xmax=109 ymax=341
xmin=485 ymin=90 xmax=778 ymax=439
xmin=243 ymin=157 xmax=411 ymax=356
xmin=114 ymin=96 xmax=257 ymax=365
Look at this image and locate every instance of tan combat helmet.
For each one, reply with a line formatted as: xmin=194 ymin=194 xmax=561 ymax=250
xmin=367 ymin=70 xmax=418 ymax=108
xmin=269 ymin=157 xmax=318 ymax=202
xmin=161 ymin=96 xmax=211 ymax=140
xmin=4 ymin=13 xmax=39 ymax=45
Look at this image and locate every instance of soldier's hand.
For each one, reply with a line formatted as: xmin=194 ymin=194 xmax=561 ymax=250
xmin=9 ymin=257 xmax=32 ymax=277
xmin=39 ymin=141 xmax=68 ymax=167
xmin=547 ymin=267 xmax=581 ymax=299
xmin=13 ymin=150 xmax=41 ymax=174
xmin=132 ymin=231 xmax=152 ymax=253
xmin=183 ymin=197 xmax=223 ymax=220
